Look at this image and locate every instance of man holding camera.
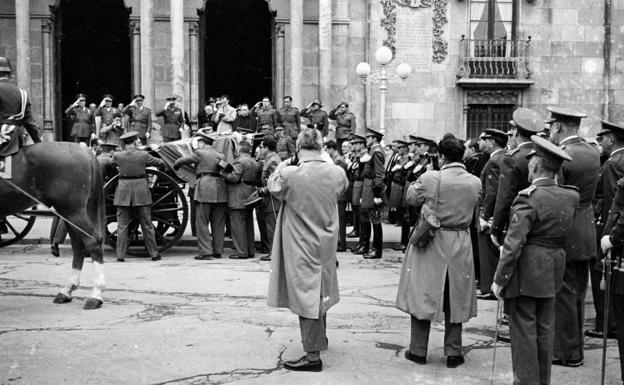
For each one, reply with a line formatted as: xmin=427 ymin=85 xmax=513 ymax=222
xmin=156 ymin=96 xmax=185 ymax=143
xmin=213 ymin=95 xmax=237 ymax=133
xmin=122 ymin=94 xmax=152 ymax=145
xmin=329 ymin=102 xmax=356 ymax=154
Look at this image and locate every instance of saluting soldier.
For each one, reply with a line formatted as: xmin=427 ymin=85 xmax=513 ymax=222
xmin=477 ymin=129 xmax=508 ymax=299
xmin=359 ymin=128 xmax=386 ymax=260
xmin=490 ymin=108 xmax=544 ymax=248
xmin=252 ymin=97 xmax=280 ymax=135
xmin=347 ymin=134 xmax=367 ymax=246
xmin=123 ymin=94 xmax=152 ymax=145
xmin=329 ymin=102 xmax=356 ymax=154
xmin=95 ymin=94 xmax=123 ymax=146
xmin=278 ymin=96 xmax=301 ymax=140
xmin=256 ymin=136 xmax=282 ymax=261
xmin=112 ymin=131 xmax=166 ymax=262
xmin=276 ymin=126 xmax=296 ymax=160
xmin=222 ymin=141 xmax=260 ymax=259
xmin=156 ymin=96 xmax=185 ymax=143
xmin=174 ymin=133 xmax=228 ymax=260
xmin=65 ymin=93 xmax=95 ymax=144
xmin=301 ymin=100 xmax=329 ymax=137
xmin=492 ymin=136 xmax=579 ymax=385
xmin=547 ymin=106 xmax=601 ymax=367
xmin=389 ymin=140 xmax=410 ymax=251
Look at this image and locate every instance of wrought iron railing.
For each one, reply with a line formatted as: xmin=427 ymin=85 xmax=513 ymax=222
xmin=456 ymin=36 xmax=532 ymax=80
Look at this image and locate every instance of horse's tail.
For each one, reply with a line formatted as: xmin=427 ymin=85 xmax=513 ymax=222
xmin=87 ymin=152 xmax=105 ymax=245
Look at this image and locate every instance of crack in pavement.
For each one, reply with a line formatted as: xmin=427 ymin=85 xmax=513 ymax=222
xmin=0 ymin=326 xmax=107 ymax=336
xmin=374 ymin=341 xmax=404 ymax=357
xmin=151 ymin=345 xmax=287 ymax=385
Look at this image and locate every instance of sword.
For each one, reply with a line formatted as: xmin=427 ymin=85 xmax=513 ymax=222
xmin=600 ymin=250 xmax=612 ymax=385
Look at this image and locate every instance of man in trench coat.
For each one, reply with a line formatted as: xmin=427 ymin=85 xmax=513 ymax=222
xmin=267 ymin=128 xmax=348 ymax=372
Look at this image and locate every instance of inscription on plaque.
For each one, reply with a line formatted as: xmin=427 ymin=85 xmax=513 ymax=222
xmin=394 ymin=7 xmax=433 ymax=72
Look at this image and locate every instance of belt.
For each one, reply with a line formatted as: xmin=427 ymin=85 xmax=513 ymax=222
xmin=242 ymin=181 xmax=257 ymax=186
xmin=120 ymin=175 xmax=145 ymax=180
xmin=525 ymin=237 xmax=565 ymax=249
xmin=440 ymin=225 xmax=469 ymax=231
xmin=197 ymin=171 xmax=222 ymax=178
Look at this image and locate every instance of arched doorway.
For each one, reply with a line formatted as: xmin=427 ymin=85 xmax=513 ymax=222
xmin=55 ymin=0 xmax=131 ymax=141
xmin=199 ymin=0 xmax=274 ymax=109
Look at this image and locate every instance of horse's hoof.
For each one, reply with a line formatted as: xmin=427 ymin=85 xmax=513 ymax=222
xmin=83 ymin=298 xmax=103 ymax=310
xmin=52 ymin=292 xmax=72 ymax=304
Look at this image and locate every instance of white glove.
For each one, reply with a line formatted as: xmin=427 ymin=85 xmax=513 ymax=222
xmin=479 ymin=217 xmax=489 ymax=232
xmin=491 ymin=282 xmax=503 ymax=300
xmin=490 ymin=234 xmax=500 ymax=248
xmin=90 ymin=133 xmax=97 ymax=139
xmin=601 ymin=235 xmax=614 ymax=254
xmin=373 ymin=197 xmax=383 ymax=205
xmin=145 ymin=132 xmax=151 ymax=139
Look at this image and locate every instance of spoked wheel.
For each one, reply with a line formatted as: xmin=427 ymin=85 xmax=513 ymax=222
xmin=104 ymin=169 xmax=189 ymax=256
xmin=0 ymin=213 xmax=37 ymax=247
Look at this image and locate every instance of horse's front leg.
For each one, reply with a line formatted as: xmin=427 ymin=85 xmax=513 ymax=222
xmin=52 ymin=231 xmax=85 ymax=304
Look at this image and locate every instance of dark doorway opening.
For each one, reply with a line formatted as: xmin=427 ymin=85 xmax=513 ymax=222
xmin=199 ymin=0 xmax=274 ymax=109
xmin=56 ymin=0 xmax=131 ymax=141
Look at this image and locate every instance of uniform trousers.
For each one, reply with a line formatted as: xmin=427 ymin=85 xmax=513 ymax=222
xmin=196 ymin=202 xmax=226 ymax=256
xmin=256 ymin=206 xmax=268 ymax=251
xmin=360 ymin=207 xmax=381 ymax=225
xmin=397 ymin=207 xmax=410 ymax=245
xmin=470 ymin=215 xmax=480 ymax=282
xmin=264 ymin=210 xmax=277 ymax=252
xmin=299 ymin=302 xmax=328 ymax=353
xmin=50 ymin=217 xmax=68 ymax=245
xmin=116 ymin=205 xmax=159 ymax=259
xmin=229 ymin=208 xmax=255 ymax=257
xmin=337 ymin=201 xmax=346 ymax=250
xmin=478 ymin=231 xmax=499 ymax=294
xmin=553 ymin=260 xmax=589 ymax=362
xmin=410 ymin=276 xmax=462 ymax=357
xmin=507 ymin=296 xmax=555 ymax=385
xmin=589 ymin=259 xmax=617 ymax=334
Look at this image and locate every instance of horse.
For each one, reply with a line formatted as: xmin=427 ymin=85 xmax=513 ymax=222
xmin=0 ymin=142 xmax=106 ymax=309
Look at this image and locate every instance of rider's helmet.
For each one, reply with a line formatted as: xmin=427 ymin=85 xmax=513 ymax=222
xmin=0 ymin=57 xmax=14 ymax=75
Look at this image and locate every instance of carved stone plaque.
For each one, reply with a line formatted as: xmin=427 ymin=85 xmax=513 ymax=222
xmin=394 ymin=7 xmax=433 ymax=72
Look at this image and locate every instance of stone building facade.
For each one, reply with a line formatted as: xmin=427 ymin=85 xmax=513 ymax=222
xmin=0 ymin=0 xmax=622 ymax=141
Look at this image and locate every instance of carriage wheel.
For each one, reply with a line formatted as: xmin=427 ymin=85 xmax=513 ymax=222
xmin=0 ymin=213 xmax=37 ymax=247
xmin=104 ymin=169 xmax=189 ymax=256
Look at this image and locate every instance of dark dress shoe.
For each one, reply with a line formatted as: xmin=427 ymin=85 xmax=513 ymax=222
xmin=247 ymin=254 xmax=255 ymax=259
xmin=477 ymin=292 xmax=497 ymax=300
xmin=283 ymin=355 xmax=322 ymax=372
xmin=393 ymin=244 xmax=407 ymax=252
xmin=346 ymin=231 xmax=359 ymax=238
xmin=496 ymin=334 xmax=511 ymax=343
xmin=229 ymin=254 xmax=247 ymax=259
xmin=151 ymin=255 xmax=162 ymax=261
xmin=352 ymin=245 xmax=367 ymax=255
xmin=552 ymin=358 xmax=583 ymax=367
xmin=363 ymin=250 xmax=381 ymax=259
xmin=446 ymin=355 xmax=465 ymax=368
xmin=257 ymin=246 xmax=269 ymax=254
xmin=117 ymin=258 xmax=125 ymax=262
xmin=404 ymin=350 xmax=426 ymax=365
xmin=194 ymin=255 xmax=214 ymax=260
xmin=51 ymin=243 xmax=60 ymax=257
xmin=212 ymin=254 xmax=221 ymax=259
xmin=585 ymin=329 xmax=617 ymax=339
xmin=260 ymin=254 xmax=271 ymax=261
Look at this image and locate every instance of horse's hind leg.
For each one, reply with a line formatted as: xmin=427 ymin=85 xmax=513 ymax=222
xmin=52 ymin=229 xmax=86 ymax=305
xmin=73 ymin=215 xmax=105 ymax=310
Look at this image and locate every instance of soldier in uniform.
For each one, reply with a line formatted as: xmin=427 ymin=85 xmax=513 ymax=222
xmin=324 ymin=140 xmax=349 ymax=252
xmin=276 ymin=126 xmax=296 ymax=160
xmin=112 ymin=131 xmax=166 ymax=262
xmin=477 ymin=129 xmax=508 ymax=299
xmin=389 ymin=140 xmax=410 ymax=251
xmin=156 ymin=96 xmax=184 ymax=143
xmin=358 ymin=128 xmax=386 ymax=259
xmin=257 ymin=136 xmax=282 ymax=261
xmin=384 ymin=141 xmax=402 ymax=224
xmin=301 ymin=100 xmax=329 ymax=137
xmin=490 ymin=108 xmax=544 ymax=248
xmin=232 ymin=104 xmax=257 ymax=134
xmin=65 ymin=93 xmax=95 ymax=144
xmin=222 ymin=141 xmax=260 ymax=259
xmin=95 ymin=94 xmax=123 ymax=146
xmin=329 ymin=102 xmax=356 ymax=154
xmin=122 ymin=94 xmax=152 ymax=145
xmin=278 ymin=96 xmax=301 ymax=140
xmin=174 ymin=133 xmax=228 ymax=260
xmin=547 ymin=106 xmax=601 ymax=367
xmin=347 ymin=134 xmax=367 ymax=243
xmin=197 ymin=98 xmax=217 ymax=131
xmin=589 ymin=120 xmax=624 ymax=340
xmin=492 ymin=135 xmax=580 ymax=385
xmin=252 ymin=97 xmax=280 ymax=135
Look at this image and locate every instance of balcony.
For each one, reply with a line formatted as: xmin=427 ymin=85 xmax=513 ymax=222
xmin=455 ymin=36 xmax=534 ymax=89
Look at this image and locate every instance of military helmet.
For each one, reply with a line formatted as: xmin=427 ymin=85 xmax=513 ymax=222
xmin=0 ymin=57 xmax=13 ymax=74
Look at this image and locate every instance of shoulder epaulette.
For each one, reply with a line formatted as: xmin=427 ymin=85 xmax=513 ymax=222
xmin=518 ymin=185 xmax=537 ymax=196
xmin=507 ymin=147 xmax=520 ymax=156
xmin=559 ymin=184 xmax=579 ymax=191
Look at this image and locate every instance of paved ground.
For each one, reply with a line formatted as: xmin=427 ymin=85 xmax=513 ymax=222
xmin=0 ymin=230 xmax=622 ymax=384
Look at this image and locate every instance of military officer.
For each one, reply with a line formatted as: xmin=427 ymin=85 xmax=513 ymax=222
xmin=477 ymin=129 xmax=508 ymax=299
xmin=324 ymin=140 xmax=349 ymax=252
xmin=156 ymin=96 xmax=185 ymax=143
xmin=359 ymin=128 xmax=386 ymax=260
xmin=222 ymin=141 xmax=260 ymax=259
xmin=389 ymin=140 xmax=410 ymax=251
xmin=252 ymin=97 xmax=280 ymax=135
xmin=276 ymin=126 xmax=296 ymax=160
xmin=329 ymin=102 xmax=357 ymax=154
xmin=112 ymin=131 xmax=166 ymax=262
xmin=492 ymin=135 xmax=580 ymax=385
xmin=546 ymin=106 xmax=601 ymax=367
xmin=279 ymin=96 xmax=301 ymax=140
xmin=65 ymin=93 xmax=95 ymax=144
xmin=301 ymin=100 xmax=329 ymax=137
xmin=384 ymin=141 xmax=402 ymax=222
xmin=347 ymin=134 xmax=367 ymax=243
xmin=490 ymin=108 xmax=544 ymax=248
xmin=123 ymin=94 xmax=152 ymax=145
xmin=256 ymin=136 xmax=282 ymax=261
xmin=174 ymin=132 xmax=228 ymax=260
xmin=95 ymin=94 xmax=123 ymax=146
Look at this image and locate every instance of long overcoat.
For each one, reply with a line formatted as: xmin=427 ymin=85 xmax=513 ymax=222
xmin=396 ymin=162 xmax=482 ymax=323
xmin=267 ymin=152 xmax=349 ymax=319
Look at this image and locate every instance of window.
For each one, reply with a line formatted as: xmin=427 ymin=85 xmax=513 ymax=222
xmin=466 ymin=104 xmax=515 ymax=139
xmin=470 ymin=0 xmax=517 ymax=42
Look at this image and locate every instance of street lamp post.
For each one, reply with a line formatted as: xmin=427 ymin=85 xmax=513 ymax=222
xmin=356 ymin=46 xmax=412 ymax=134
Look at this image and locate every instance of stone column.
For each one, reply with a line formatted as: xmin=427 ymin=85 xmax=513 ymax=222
xmin=41 ymin=19 xmax=54 ymax=141
xmin=15 ymin=0 xmax=30 ymax=93
xmin=140 ymin=0 xmax=154 ymax=105
xmin=290 ymin=0 xmax=304 ymax=107
xmin=130 ymin=20 xmax=141 ymax=95
xmin=275 ymin=23 xmax=286 ymax=103
xmin=318 ymin=0 xmax=332 ymax=105
xmin=189 ymin=22 xmax=199 ymax=122
xmin=170 ymin=0 xmax=185 ymax=102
